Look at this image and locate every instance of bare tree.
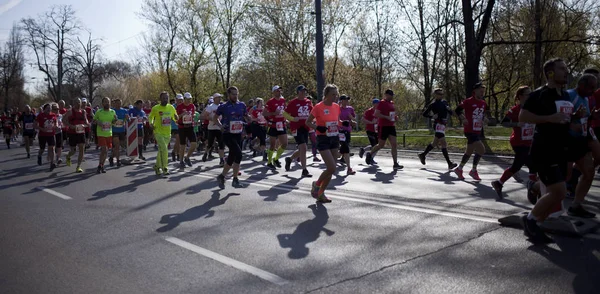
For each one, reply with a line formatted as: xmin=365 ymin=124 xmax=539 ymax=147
xmin=461 ymin=0 xmax=495 ymax=95
xmin=0 ymin=24 xmax=25 ymax=112
xmin=70 ymin=32 xmax=103 ymax=104
xmin=21 ymin=5 xmax=80 ymax=102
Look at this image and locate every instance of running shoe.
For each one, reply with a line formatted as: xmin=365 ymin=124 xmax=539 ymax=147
xmin=267 ymin=163 xmax=276 ymax=169
xmin=313 ymin=156 xmax=321 ymax=162
xmin=171 ymin=152 xmax=176 ymax=162
xmin=274 ymin=159 xmax=282 ymax=168
xmin=365 ymin=152 xmax=373 ymax=165
xmin=139 ymin=155 xmax=146 ymax=160
xmin=567 ymin=205 xmax=596 ymax=218
xmin=349 ymin=153 xmax=354 ymax=157
xmin=101 ymin=166 xmax=106 ymax=173
xmin=185 ymin=157 xmax=192 ymax=167
xmin=116 ymin=160 xmax=122 ymax=167
xmin=317 ymin=193 xmax=332 ymax=203
xmin=162 ymin=168 xmax=170 ymax=175
xmin=448 ymin=162 xmax=458 ymax=170
xmin=359 ymin=147 xmax=365 ymax=158
xmin=469 ymin=169 xmax=481 ymax=181
xmin=526 ymin=180 xmax=538 ymax=205
xmin=37 ymin=155 xmax=42 ymax=166
xmin=454 ymin=168 xmax=465 ymax=180
xmin=232 ymin=177 xmax=246 ymax=188
xmin=217 ymin=174 xmax=225 ymax=189
xmin=263 ymin=153 xmax=268 ymax=161
xmin=76 ymin=167 xmax=83 ymax=173
xmin=311 ymin=181 xmax=319 ymax=199
xmin=393 ymin=163 xmax=403 ymax=170
xmin=109 ymin=157 xmax=114 ymax=167
xmin=285 ymin=157 xmax=292 ymax=171
xmin=302 ymin=169 xmax=312 ymax=178
xmin=57 ymin=159 xmax=63 ymax=165
xmin=371 ymin=159 xmax=378 ymax=165
xmin=153 ymin=165 xmax=161 ymax=176
xmin=512 ymin=173 xmax=523 ymax=183
xmin=50 ymin=163 xmax=56 ymax=172
xmin=347 ymin=168 xmax=356 ymax=175
xmin=179 ymin=161 xmax=186 ymax=169
xmin=492 ymin=180 xmax=503 ymax=200
xmin=66 ymin=155 xmax=71 ymax=166
xmin=97 ymin=166 xmax=102 ymax=174
xmin=521 ymin=215 xmax=554 ymax=244
xmin=252 ymin=150 xmax=256 ymax=157
xmin=202 ymin=153 xmax=208 ymax=162
xmin=418 ymin=153 xmax=426 ymax=165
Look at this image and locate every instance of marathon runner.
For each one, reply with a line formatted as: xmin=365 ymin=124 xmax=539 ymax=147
xmin=264 ymin=86 xmax=288 ymax=169
xmin=365 ymin=89 xmax=403 ymax=170
xmin=171 ymin=95 xmax=183 ymax=162
xmin=19 ymin=106 xmax=36 ymax=159
xmin=52 ymin=103 xmax=64 ymax=165
xmin=109 ymin=99 xmax=128 ymax=167
xmin=337 ymin=94 xmax=357 ymax=175
xmin=419 ymin=89 xmax=457 ymax=169
xmin=1 ymin=111 xmax=14 ymax=149
xmin=284 ymin=85 xmax=313 ymax=177
xmin=149 ymin=92 xmax=178 ymax=176
xmin=306 ymin=84 xmax=342 ymax=203
xmin=519 ymin=58 xmax=573 ymax=244
xmin=143 ymin=100 xmax=154 ymax=150
xmin=359 ymin=98 xmax=380 ymax=163
xmin=453 ymin=82 xmax=488 ymax=181
xmin=202 ymin=94 xmax=225 ymax=165
xmin=81 ymin=98 xmax=93 ymax=149
xmin=35 ymin=104 xmax=58 ymax=170
xmin=129 ymin=100 xmax=148 ymax=160
xmin=11 ymin=108 xmax=20 ymax=144
xmin=177 ymin=92 xmax=198 ymax=168
xmin=58 ymin=100 xmax=68 ymax=148
xmin=242 ymin=98 xmax=254 ymax=151
xmin=216 ymin=87 xmax=250 ymax=188
xmin=250 ymin=98 xmax=268 ymax=160
xmin=63 ymin=98 xmax=90 ymax=173
xmin=491 ymin=86 xmax=537 ymax=200
xmin=93 ymin=97 xmax=117 ymax=174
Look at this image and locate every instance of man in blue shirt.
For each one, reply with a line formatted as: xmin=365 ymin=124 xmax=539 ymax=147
xmin=110 ymin=98 xmax=129 ymax=167
xmin=215 ymin=86 xmax=251 ymax=189
xmin=128 ymin=100 xmax=147 ymax=160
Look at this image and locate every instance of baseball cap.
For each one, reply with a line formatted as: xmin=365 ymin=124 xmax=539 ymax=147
xmin=176 ymin=94 xmax=184 ymax=100
xmin=296 ymin=85 xmax=307 ymax=93
xmin=372 ymin=98 xmax=380 ymax=104
xmin=473 ymin=82 xmax=486 ymax=90
xmin=272 ymin=85 xmax=281 ymax=92
xmin=81 ymin=98 xmax=88 ymax=103
xmin=339 ymin=95 xmax=350 ymax=100
xmin=384 ymin=89 xmax=394 ymax=96
xmin=213 ymin=93 xmax=223 ymax=98
xmin=184 ymin=92 xmax=192 ymax=99
xmin=208 ymin=98 xmax=214 ymax=104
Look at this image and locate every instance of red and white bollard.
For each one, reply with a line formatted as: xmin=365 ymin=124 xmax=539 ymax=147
xmin=123 ymin=119 xmax=144 ymax=164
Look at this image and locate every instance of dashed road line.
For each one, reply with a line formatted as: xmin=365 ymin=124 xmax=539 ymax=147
xmin=37 ymin=187 xmax=72 ymax=200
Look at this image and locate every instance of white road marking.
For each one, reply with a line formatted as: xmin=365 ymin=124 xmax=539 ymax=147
xmin=165 ymin=237 xmax=289 ymax=286
xmin=37 ymin=187 xmax=72 ymax=200
xmin=586 ymin=233 xmax=600 ymax=240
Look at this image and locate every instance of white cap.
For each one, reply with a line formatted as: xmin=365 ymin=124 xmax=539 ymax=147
xmin=212 ymin=93 xmax=223 ymax=98
xmin=272 ymin=85 xmax=281 ymax=92
xmin=184 ymin=92 xmax=192 ymax=99
xmin=81 ymin=98 xmax=88 ymax=103
xmin=208 ymin=98 xmax=214 ymax=104
xmin=176 ymin=94 xmax=184 ymax=100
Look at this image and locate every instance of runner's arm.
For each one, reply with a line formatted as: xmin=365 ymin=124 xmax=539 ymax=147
xmin=305 ymin=114 xmax=317 ymax=130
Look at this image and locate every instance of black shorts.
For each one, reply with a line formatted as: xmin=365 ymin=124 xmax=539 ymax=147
xmin=293 ymin=127 xmax=309 ymax=145
xmin=179 ymin=127 xmax=197 ymax=144
xmin=3 ymin=128 xmax=12 ymax=136
xmin=171 ymin=129 xmax=179 ymax=136
xmin=207 ymin=129 xmax=225 ymax=150
xmin=465 ymin=133 xmax=481 ymax=144
xmin=316 ymin=135 xmax=340 ymax=151
xmin=39 ymin=135 xmax=56 ymax=149
xmin=68 ymin=133 xmax=86 ymax=147
xmin=339 ymin=131 xmax=351 ymax=154
xmin=537 ymin=161 xmax=568 ymax=187
xmin=55 ymin=133 xmax=63 ymax=149
xmin=268 ymin=125 xmax=287 ymax=137
xmin=112 ymin=132 xmax=126 ymax=141
xmin=245 ymin=124 xmax=252 ymax=135
xmin=567 ymin=136 xmax=589 ymax=162
xmin=366 ymin=131 xmax=378 ymax=147
xmin=379 ymin=126 xmax=396 ymax=141
xmin=137 ymin=128 xmax=144 ymax=138
xmin=23 ymin=131 xmax=35 ymax=138
xmin=251 ymin=123 xmax=267 ymax=146
xmin=85 ymin=130 xmax=90 ymax=139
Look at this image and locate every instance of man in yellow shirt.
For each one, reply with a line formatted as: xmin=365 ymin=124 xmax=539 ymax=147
xmin=149 ymin=91 xmax=178 ymax=176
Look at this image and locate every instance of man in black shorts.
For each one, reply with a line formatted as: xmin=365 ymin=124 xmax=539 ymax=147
xmin=419 ymin=88 xmax=457 ymax=169
xmin=519 ymin=58 xmax=574 ymax=244
xmin=365 ymin=89 xmax=403 ymax=170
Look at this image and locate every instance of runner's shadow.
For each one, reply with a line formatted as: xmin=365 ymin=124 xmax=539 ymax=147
xmin=467 ymin=182 xmax=500 ymax=200
xmin=328 ymin=174 xmax=348 ymax=189
xmin=423 ymin=169 xmax=458 ymax=185
xmin=359 ymin=164 xmax=380 ymax=175
xmin=497 ymin=198 xmax=532 ymax=210
xmin=156 ymin=190 xmax=240 ymax=232
xmin=88 ymin=174 xmax=157 ymax=201
xmin=277 ymin=203 xmax=334 ymax=259
xmin=257 ymin=175 xmax=301 ymax=201
xmin=370 ymin=170 xmax=398 ymax=184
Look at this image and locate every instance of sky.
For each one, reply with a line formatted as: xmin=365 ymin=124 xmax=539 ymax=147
xmin=0 ymin=0 xmax=146 ymax=92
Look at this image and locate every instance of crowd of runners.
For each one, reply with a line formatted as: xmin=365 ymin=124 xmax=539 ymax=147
xmin=1 ymin=57 xmax=599 ymax=244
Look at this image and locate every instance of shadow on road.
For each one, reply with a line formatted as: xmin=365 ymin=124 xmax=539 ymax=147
xmin=88 ymin=174 xmax=157 ymax=201
xmin=277 ymin=203 xmax=334 ymax=259
xmin=257 ymin=175 xmax=301 ymax=201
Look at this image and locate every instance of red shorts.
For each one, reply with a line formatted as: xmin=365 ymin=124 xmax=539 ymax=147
xmin=97 ymin=136 xmax=113 ymax=148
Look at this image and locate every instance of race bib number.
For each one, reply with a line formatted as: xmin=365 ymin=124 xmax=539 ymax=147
xmin=325 ymin=121 xmax=338 ymax=137
xmin=555 ymin=101 xmax=574 ymax=115
xmin=76 ymin=124 xmax=85 ymax=134
xmin=298 ymin=105 xmax=310 ymax=118
xmin=101 ymin=122 xmax=111 ymax=131
xmin=521 ymin=123 xmax=535 ymax=141
xmin=338 ymin=133 xmax=346 ymax=142
xmin=276 ymin=121 xmax=284 ymax=131
xmin=390 ymin=112 xmax=396 ymax=122
xmin=291 ymin=129 xmax=297 ymax=137
xmin=435 ymin=124 xmax=446 ymax=134
xmin=137 ymin=117 xmax=144 ymax=125
xmin=182 ymin=114 xmax=193 ymax=124
xmin=44 ymin=120 xmax=54 ymax=132
xmin=581 ymin=117 xmax=588 ymax=136
xmin=25 ymin=122 xmax=33 ymax=130
xmin=115 ymin=119 xmax=124 ymax=127
xmin=230 ymin=121 xmax=243 ymax=134
xmin=161 ymin=117 xmax=171 ymax=127
xmin=258 ymin=115 xmax=266 ymax=125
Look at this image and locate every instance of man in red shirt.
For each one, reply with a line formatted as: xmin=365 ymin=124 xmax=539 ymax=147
xmin=35 ymin=103 xmax=58 ymax=171
xmin=62 ymin=98 xmax=90 ymax=173
xmin=365 ymin=89 xmax=403 ymax=170
xmin=283 ymin=85 xmax=313 ymax=177
xmin=176 ymin=92 xmax=197 ymax=168
xmin=359 ymin=98 xmax=380 ymax=162
xmin=263 ymin=85 xmax=288 ymax=169
xmin=453 ymin=82 xmax=489 ymax=181
xmin=82 ymin=98 xmax=94 ymax=148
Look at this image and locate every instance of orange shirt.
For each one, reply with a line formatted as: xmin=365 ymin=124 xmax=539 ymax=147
xmin=311 ymin=102 xmax=340 ymax=136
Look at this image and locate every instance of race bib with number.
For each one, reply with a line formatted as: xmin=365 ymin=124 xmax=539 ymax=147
xmin=276 ymin=121 xmax=284 ymax=131
xmin=435 ymin=124 xmax=446 ymax=134
xmin=25 ymin=122 xmax=33 ymax=130
xmin=115 ymin=119 xmax=124 ymax=127
xmin=473 ymin=119 xmax=483 ymax=131
xmin=101 ymin=122 xmax=111 ymax=131
xmin=555 ymin=101 xmax=574 ymax=115
xmin=258 ymin=115 xmax=266 ymax=125
xmin=182 ymin=114 xmax=193 ymax=124
xmin=338 ymin=133 xmax=346 ymax=142
xmin=325 ymin=121 xmax=339 ymax=137
xmin=390 ymin=112 xmax=396 ymax=122
xmin=76 ymin=124 xmax=85 ymax=134
xmin=44 ymin=120 xmax=54 ymax=132
xmin=521 ymin=123 xmax=535 ymax=140
xmin=229 ymin=121 xmax=243 ymax=134
xmin=137 ymin=117 xmax=144 ymax=125
xmin=161 ymin=117 xmax=171 ymax=127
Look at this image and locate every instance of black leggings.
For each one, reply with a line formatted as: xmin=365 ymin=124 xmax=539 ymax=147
xmin=223 ymin=133 xmax=242 ymax=165
xmin=509 ymin=145 xmax=535 ymax=174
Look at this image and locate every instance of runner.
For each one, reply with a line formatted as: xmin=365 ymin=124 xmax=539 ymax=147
xmin=63 ymin=98 xmax=90 ymax=173
xmin=202 ymin=94 xmax=225 ymax=165
xmin=250 ymin=98 xmax=268 ymax=160
xmin=1 ymin=111 xmax=14 ymax=149
xmin=419 ymin=89 xmax=458 ymax=169
xmin=149 ymin=92 xmax=178 ymax=176
xmin=365 ymin=89 xmax=403 ymax=170
xmin=109 ymin=99 xmax=128 ymax=167
xmin=171 ymin=95 xmax=183 ymax=162
xmin=81 ymin=98 xmax=94 ymax=149
xmin=193 ymin=105 xmax=202 ymax=152
xmin=359 ymin=98 xmax=379 ymax=164
xmin=283 ymin=85 xmax=313 ymax=177
xmin=177 ymin=92 xmax=198 ymax=168
xmin=34 ymin=104 xmax=58 ymax=170
xmin=216 ymin=86 xmax=251 ymax=188
xmin=337 ymin=94 xmax=357 ymax=175
xmin=58 ymin=100 xmax=68 ymax=148
xmin=128 ymin=100 xmax=148 ymax=160
xmin=491 ymin=86 xmax=537 ymax=200
xmin=51 ymin=103 xmax=64 ymax=165
xmin=143 ymin=100 xmax=153 ymax=150
xmin=453 ymin=83 xmax=489 ymax=181
xmin=306 ymin=84 xmax=342 ymax=203
xmin=519 ymin=57 xmax=573 ymax=243
xmin=264 ymin=86 xmax=288 ymax=169
xmin=19 ymin=106 xmax=36 ymax=159
xmin=243 ymin=98 xmax=255 ymax=150
xmin=93 ymin=97 xmax=117 ymax=174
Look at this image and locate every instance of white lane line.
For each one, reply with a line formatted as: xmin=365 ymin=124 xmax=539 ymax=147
xmin=165 ymin=237 xmax=289 ymax=286
xmin=37 ymin=187 xmax=72 ymax=200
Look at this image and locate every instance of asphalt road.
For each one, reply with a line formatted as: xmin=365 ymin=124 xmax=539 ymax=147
xmin=1 ymin=141 xmax=599 ymax=294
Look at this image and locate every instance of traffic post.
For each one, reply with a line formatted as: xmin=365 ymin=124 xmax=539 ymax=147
xmin=122 ymin=119 xmax=144 ymax=165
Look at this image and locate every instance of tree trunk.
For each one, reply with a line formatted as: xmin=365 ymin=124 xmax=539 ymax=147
xmin=533 ymin=0 xmax=543 ymax=87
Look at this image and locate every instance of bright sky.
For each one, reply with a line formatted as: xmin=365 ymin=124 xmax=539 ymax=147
xmin=0 ymin=0 xmax=146 ymax=93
